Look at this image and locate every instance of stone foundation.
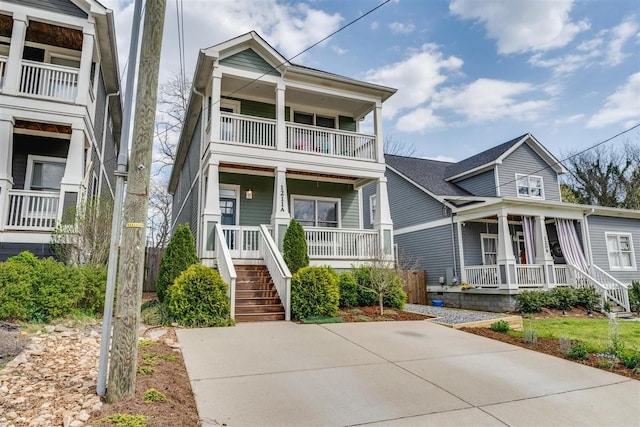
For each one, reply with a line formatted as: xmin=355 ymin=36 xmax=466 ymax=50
xmin=427 ymin=289 xmax=518 ymax=312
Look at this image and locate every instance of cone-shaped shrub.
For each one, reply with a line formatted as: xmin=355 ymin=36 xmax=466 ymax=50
xmin=291 ymin=266 xmax=339 ymax=320
xmin=156 ymin=224 xmax=199 ymax=302
xmin=283 ymin=219 xmax=308 ymax=274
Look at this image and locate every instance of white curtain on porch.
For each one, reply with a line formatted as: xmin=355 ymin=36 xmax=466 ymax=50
xmin=522 ymin=216 xmax=536 ymax=264
xmin=555 ymin=219 xmax=589 ymax=273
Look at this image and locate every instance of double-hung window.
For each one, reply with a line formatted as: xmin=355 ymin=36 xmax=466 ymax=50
xmin=606 ymin=233 xmax=636 ymax=270
xmin=516 ymin=174 xmax=543 ymax=199
xmin=25 ymin=155 xmax=66 ymax=191
xmin=481 ymin=233 xmax=498 ymax=265
xmin=292 ymin=196 xmax=339 ymax=228
xmin=369 ymin=194 xmax=377 ymax=225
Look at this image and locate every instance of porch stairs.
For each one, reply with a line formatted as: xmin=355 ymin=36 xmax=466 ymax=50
xmin=570 ymin=264 xmax=631 ymax=318
xmin=234 ymin=265 xmax=285 ymax=322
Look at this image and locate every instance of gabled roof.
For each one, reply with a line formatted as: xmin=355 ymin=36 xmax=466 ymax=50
xmin=445 ymin=133 xmax=567 ymax=180
xmin=385 ymin=155 xmax=471 ymax=197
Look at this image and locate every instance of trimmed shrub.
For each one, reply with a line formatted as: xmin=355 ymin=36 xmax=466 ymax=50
xmin=548 ymin=287 xmax=578 ymax=310
xmin=576 ymin=287 xmax=599 ymax=311
xmin=351 ymin=265 xmax=407 ymax=309
xmin=165 ymin=264 xmax=232 ymax=327
xmin=629 ymin=281 xmax=640 ymax=314
xmin=156 ymin=224 xmax=199 ymax=302
xmin=282 ymin=219 xmax=309 ymax=274
xmin=619 ymin=351 xmax=640 ymax=369
xmin=0 ymin=261 xmax=32 ymax=320
xmin=516 ymin=290 xmax=546 ymax=313
xmin=490 ymin=320 xmax=510 ymax=333
xmin=29 ymin=258 xmax=83 ymax=322
xmin=338 ymin=272 xmax=359 ymax=308
xmin=76 ymin=264 xmax=107 ymax=315
xmin=6 ymin=251 xmax=40 ymax=268
xmin=567 ymin=342 xmax=588 ymax=360
xmin=291 ymin=266 xmax=339 ymax=320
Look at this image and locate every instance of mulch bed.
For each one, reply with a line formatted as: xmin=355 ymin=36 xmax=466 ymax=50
xmin=338 ymin=306 xmax=433 ymax=322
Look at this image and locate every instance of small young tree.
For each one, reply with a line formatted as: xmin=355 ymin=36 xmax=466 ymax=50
xmin=282 ymin=219 xmax=308 ymax=274
xmin=155 ymin=224 xmax=199 ymax=302
xmin=355 ymin=253 xmax=407 ymax=315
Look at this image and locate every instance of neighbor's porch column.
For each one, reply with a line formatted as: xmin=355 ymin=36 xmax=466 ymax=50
xmin=271 ymin=166 xmax=290 ymax=249
xmin=209 ymin=68 xmax=222 ymax=142
xmin=201 ymin=160 xmax=221 ymax=258
xmin=3 ymin=13 xmax=27 ymax=95
xmin=58 ymin=126 xmax=86 ymax=221
xmin=496 ymin=209 xmax=517 ymax=289
xmin=275 ymin=83 xmax=286 ymax=151
xmin=75 ymin=25 xmax=95 ymax=105
xmin=373 ymin=101 xmax=384 ymax=162
xmin=0 ymin=117 xmax=14 ymax=231
xmin=534 ymin=215 xmax=555 ymax=288
xmin=373 ymin=176 xmax=394 ymax=262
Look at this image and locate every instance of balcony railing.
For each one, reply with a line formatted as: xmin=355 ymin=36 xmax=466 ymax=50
xmin=219 ymin=113 xmax=276 ymax=148
xmin=286 ymin=123 xmax=377 ymax=161
xmin=5 ymin=190 xmax=60 ymax=231
xmin=464 ymin=265 xmax=499 ymax=288
xmin=0 ymin=56 xmax=7 ymax=91
xmin=19 ymin=60 xmax=78 ymax=102
xmin=220 ymin=225 xmax=261 ymax=259
xmin=515 ymin=264 xmax=545 ymax=287
xmin=304 ymin=228 xmax=379 ymax=259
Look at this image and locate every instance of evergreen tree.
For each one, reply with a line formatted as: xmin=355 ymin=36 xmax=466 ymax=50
xmin=282 ymin=219 xmax=309 ymax=274
xmin=156 ymin=224 xmax=199 ymax=301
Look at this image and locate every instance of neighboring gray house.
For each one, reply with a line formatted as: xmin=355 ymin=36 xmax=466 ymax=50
xmin=0 ymin=0 xmax=122 ymax=260
xmin=365 ymin=133 xmax=638 ymax=313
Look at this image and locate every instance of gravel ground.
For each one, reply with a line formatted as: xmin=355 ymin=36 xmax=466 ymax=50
xmin=405 ymin=304 xmax=509 ymax=325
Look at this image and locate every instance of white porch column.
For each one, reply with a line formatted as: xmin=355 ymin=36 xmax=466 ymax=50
xmin=209 ymin=68 xmax=222 ymax=142
xmin=4 ymin=13 xmax=27 ymax=95
xmin=373 ymin=176 xmax=393 ymax=261
xmin=271 ymin=166 xmax=290 ymax=248
xmin=497 ymin=210 xmax=517 ymax=289
xmin=75 ymin=26 xmax=95 ymax=105
xmin=275 ymin=83 xmax=286 ymax=151
xmin=534 ymin=216 xmax=555 ymax=288
xmin=457 ymin=221 xmax=466 ymax=283
xmin=373 ymin=101 xmax=384 ymax=163
xmin=59 ymin=126 xmax=86 ymax=220
xmin=201 ymin=161 xmax=221 ymax=258
xmin=0 ymin=117 xmax=14 ymax=231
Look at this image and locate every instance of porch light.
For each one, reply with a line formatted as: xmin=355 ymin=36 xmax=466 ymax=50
xmin=245 ymin=189 xmax=253 ymax=199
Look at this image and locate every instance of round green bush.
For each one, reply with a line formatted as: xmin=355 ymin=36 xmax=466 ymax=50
xmin=166 ymin=264 xmax=232 ymax=327
xmin=7 ymin=251 xmax=40 ymax=268
xmin=351 ymin=265 xmax=407 ymax=309
xmin=548 ymin=287 xmax=578 ymax=310
xmin=576 ymin=287 xmax=599 ymax=311
xmin=0 ymin=261 xmax=32 ymax=320
xmin=29 ymin=258 xmax=83 ymax=322
xmin=77 ymin=264 xmax=107 ymax=315
xmin=338 ymin=272 xmax=359 ymax=308
xmin=291 ymin=266 xmax=339 ymax=320
xmin=516 ymin=290 xmax=546 ymax=313
xmin=156 ymin=224 xmax=199 ymax=302
xmin=283 ymin=219 xmax=309 ymax=274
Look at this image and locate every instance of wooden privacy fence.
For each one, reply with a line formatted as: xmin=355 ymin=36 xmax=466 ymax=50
xmin=143 ymin=247 xmax=164 ymax=292
xmin=400 ymin=270 xmax=427 ymax=305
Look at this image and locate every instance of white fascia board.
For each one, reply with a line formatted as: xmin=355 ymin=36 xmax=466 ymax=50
xmin=394 ymin=217 xmax=453 ymax=236
xmin=497 ymin=133 xmax=567 ymax=174
xmin=218 ymin=66 xmax=281 ymax=85
xmin=2 ymin=97 xmax=87 ymax=127
xmin=283 ymin=80 xmax=379 ymax=104
xmin=6 ymin=3 xmax=89 ymax=29
xmin=285 ymin=67 xmax=396 ymax=101
xmin=0 ymin=232 xmax=51 ymax=244
xmin=385 ymin=164 xmax=455 ymax=210
xmin=208 ymin=31 xmax=290 ymax=69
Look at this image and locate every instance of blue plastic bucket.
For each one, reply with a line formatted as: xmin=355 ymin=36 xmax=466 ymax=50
xmin=432 ymin=300 xmax=444 ymax=307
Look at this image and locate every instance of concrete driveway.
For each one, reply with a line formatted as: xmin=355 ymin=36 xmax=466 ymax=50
xmin=176 ymin=321 xmax=639 ymax=427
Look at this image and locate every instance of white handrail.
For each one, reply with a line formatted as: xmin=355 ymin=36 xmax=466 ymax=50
xmin=591 ymin=265 xmax=630 ymax=312
xmin=569 ymin=265 xmax=630 ymax=312
xmin=5 ymin=190 xmax=60 ymax=230
xmin=515 ymin=264 xmax=545 ymax=287
xmin=464 ymin=265 xmax=499 ymax=288
xmin=553 ymin=265 xmax=570 ymax=285
xmin=304 ymin=227 xmax=379 ymax=259
xmin=286 ymin=122 xmax=377 ymax=161
xmin=219 ymin=113 xmax=276 ymax=147
xmin=19 ymin=60 xmax=79 ymax=101
xmin=215 ymin=223 xmax=237 ymax=319
xmin=258 ymin=225 xmax=291 ymax=320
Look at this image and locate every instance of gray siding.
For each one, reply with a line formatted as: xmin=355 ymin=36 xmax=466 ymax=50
xmin=287 ymin=179 xmax=359 ymax=228
xmin=220 ymin=48 xmax=279 ymax=76
xmin=461 ymin=222 xmax=498 ymax=266
xmin=93 ymin=76 xmax=106 ymax=151
xmin=455 ymin=170 xmax=496 ymax=197
xmin=172 ymin=114 xmax=202 ymax=233
xmin=12 ymin=134 xmax=69 ymax=189
xmin=387 ymin=168 xmax=448 ymax=229
xmin=5 ymin=0 xmax=87 ymax=17
xmin=587 ymin=215 xmax=640 ymax=285
xmin=102 ymin=116 xmax=117 ymax=197
xmin=395 ymin=224 xmax=460 ymax=286
xmin=498 ymin=143 xmax=561 ymax=201
xmin=0 ymin=243 xmax=55 ymax=261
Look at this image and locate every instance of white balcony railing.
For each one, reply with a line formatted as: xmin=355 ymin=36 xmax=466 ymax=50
xmin=515 ymin=264 xmax=545 ymax=287
xmin=219 ymin=113 xmax=276 ymax=148
xmin=220 ymin=225 xmax=261 ymax=259
xmin=5 ymin=190 xmax=60 ymax=230
xmin=19 ymin=60 xmax=79 ymax=101
xmin=287 ymin=123 xmax=377 ymax=161
xmin=304 ymin=228 xmax=379 ymax=259
xmin=0 ymin=56 xmax=7 ymax=91
xmin=464 ymin=265 xmax=500 ymax=288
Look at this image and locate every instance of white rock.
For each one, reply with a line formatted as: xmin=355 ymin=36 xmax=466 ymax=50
xmin=62 ymin=414 xmax=73 ymax=427
xmin=6 ymin=411 xmax=17 ymax=419
xmin=44 ymin=325 xmax=55 ymax=333
xmin=70 ymin=420 xmax=84 ymax=427
xmin=0 ymin=385 xmax=8 ymax=393
xmin=77 ymin=410 xmax=90 ymax=422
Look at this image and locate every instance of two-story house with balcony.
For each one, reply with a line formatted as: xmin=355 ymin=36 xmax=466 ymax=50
xmin=169 ymin=32 xmax=396 ymax=321
xmin=0 ymin=0 xmax=121 ymax=260
xmin=364 ymin=134 xmax=638 ymax=315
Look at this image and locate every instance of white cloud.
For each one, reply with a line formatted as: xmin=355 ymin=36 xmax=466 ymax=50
xmin=389 ymin=22 xmax=415 ymax=35
xmin=425 ymin=155 xmax=457 ymax=163
xmin=605 ymin=16 xmax=639 ymax=65
xmin=363 ymin=43 xmax=463 ymax=118
xmin=449 ymin=0 xmax=589 ymax=54
xmin=370 ymin=21 xmax=379 ymax=30
xmin=529 ymin=49 xmax=599 ymax=75
xmin=587 ymin=72 xmax=640 ymax=128
xmin=554 ymin=114 xmax=584 ymax=125
xmin=332 ymin=45 xmax=348 ymax=55
xmin=432 ymin=78 xmax=551 ymax=122
xmin=397 ymin=108 xmax=445 ymax=132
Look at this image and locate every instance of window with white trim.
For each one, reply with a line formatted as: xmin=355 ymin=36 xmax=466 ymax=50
xmin=25 ymin=155 xmax=66 ymax=191
xmin=516 ymin=174 xmax=543 ymax=199
xmin=292 ymin=196 xmax=339 ymax=228
xmin=481 ymin=233 xmax=498 ymax=265
xmin=369 ymin=194 xmax=377 ymax=225
xmin=605 ymin=233 xmax=636 ymax=270
xmin=293 ymin=111 xmax=336 ymax=129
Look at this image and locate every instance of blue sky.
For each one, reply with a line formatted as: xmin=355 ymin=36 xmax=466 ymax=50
xmin=104 ymin=0 xmax=639 ymax=163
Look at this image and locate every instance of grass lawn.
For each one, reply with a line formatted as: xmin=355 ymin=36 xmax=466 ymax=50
xmin=514 ymin=317 xmax=640 ymax=352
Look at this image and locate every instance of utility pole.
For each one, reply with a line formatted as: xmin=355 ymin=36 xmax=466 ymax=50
xmin=106 ymin=0 xmax=166 ymax=403
xmin=97 ymin=0 xmax=143 ymax=397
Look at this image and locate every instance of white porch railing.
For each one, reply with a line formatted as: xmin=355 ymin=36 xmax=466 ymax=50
xmin=304 ymin=228 xmax=379 ymax=259
xmin=569 ymin=265 xmax=630 ymax=312
xmin=258 ymin=225 xmax=291 ymax=321
xmin=219 ymin=113 xmax=276 ymax=148
xmin=464 ymin=265 xmax=499 ymax=288
xmin=515 ymin=264 xmax=545 ymax=287
xmin=0 ymin=56 xmax=7 ymax=90
xmin=554 ymin=265 xmax=570 ymax=285
xmin=19 ymin=60 xmax=79 ymax=101
xmin=5 ymin=190 xmax=60 ymax=230
xmin=220 ymin=225 xmax=261 ymax=259
xmin=286 ymin=123 xmax=377 ymax=161
xmin=214 ymin=223 xmax=237 ymax=319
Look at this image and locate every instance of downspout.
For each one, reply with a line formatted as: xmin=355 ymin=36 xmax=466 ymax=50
xmin=99 ymin=90 xmax=120 ymax=199
xmin=451 ymin=209 xmax=458 ymax=284
xmin=582 ymin=207 xmax=595 ymax=267
xmin=191 ymin=86 xmax=206 ymax=256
